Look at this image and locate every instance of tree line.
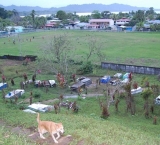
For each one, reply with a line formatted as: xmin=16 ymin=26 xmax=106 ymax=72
xmin=1 ymin=7 xmax=160 ymax=31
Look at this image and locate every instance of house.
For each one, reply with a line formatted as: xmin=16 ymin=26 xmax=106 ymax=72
xmin=45 ymin=19 xmax=62 ymax=28
xmin=6 ymin=26 xmax=24 ymax=33
xmin=75 ymin=22 xmax=89 ymax=29
xmin=147 ymin=20 xmax=160 ymax=25
xmin=115 ymin=18 xmax=130 ymax=26
xmin=45 ymin=22 xmax=57 ymax=28
xmin=88 ymin=19 xmax=114 ymax=29
xmin=47 ymin=19 xmax=61 ymax=24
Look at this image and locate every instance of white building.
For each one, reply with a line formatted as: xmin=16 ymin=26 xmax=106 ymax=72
xmin=89 ymin=19 xmax=114 ymax=29
xmin=115 ymin=18 xmax=130 ymax=26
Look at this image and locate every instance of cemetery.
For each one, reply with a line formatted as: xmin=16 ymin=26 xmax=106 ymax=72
xmin=0 ymin=30 xmax=160 ymax=145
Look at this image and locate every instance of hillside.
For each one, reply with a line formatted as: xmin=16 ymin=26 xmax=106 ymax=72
xmin=1 ymin=3 xmax=160 ymax=13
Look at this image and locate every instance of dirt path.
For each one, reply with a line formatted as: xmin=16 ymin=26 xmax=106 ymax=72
xmin=0 ymin=120 xmax=73 ymax=145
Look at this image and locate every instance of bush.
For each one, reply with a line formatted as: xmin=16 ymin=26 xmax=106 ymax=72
xmin=33 ymin=90 xmax=41 ymax=98
xmin=77 ymin=61 xmax=93 ymax=74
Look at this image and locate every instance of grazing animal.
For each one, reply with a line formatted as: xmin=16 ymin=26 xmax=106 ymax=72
xmin=37 ymin=113 xmax=64 ymax=143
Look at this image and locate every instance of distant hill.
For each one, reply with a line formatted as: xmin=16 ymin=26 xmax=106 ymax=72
xmin=0 ymin=4 xmax=48 ymax=12
xmin=1 ymin=3 xmax=160 ymax=13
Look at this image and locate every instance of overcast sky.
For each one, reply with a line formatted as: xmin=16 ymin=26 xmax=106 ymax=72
xmin=1 ymin=0 xmax=159 ymax=9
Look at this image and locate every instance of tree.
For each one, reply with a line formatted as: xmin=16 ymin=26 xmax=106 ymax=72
xmin=34 ymin=17 xmax=46 ymax=29
xmin=0 ymin=18 xmax=13 ymax=30
xmin=110 ymin=13 xmax=118 ymax=21
xmin=11 ymin=9 xmax=20 ymax=25
xmin=133 ymin=10 xmax=145 ymax=22
xmin=91 ymin=10 xmax=101 ymax=19
xmin=156 ymin=14 xmax=160 ymax=20
xmin=136 ymin=21 xmax=144 ymax=31
xmin=30 ymin=10 xmax=36 ymax=28
xmin=145 ymin=7 xmax=155 ymax=16
xmin=101 ymin=11 xmax=110 ymax=19
xmin=118 ymin=12 xmax=129 ymax=19
xmin=125 ymin=20 xmax=138 ymax=26
xmin=56 ymin=10 xmax=66 ymax=20
xmin=0 ymin=7 xmax=8 ymax=19
xmin=141 ymin=89 xmax=153 ymax=118
xmin=79 ymin=15 xmax=90 ymax=22
xmin=123 ymin=83 xmax=136 ymax=115
xmin=39 ymin=33 xmax=74 ymax=80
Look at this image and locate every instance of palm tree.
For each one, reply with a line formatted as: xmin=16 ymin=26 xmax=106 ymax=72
xmin=136 ymin=21 xmax=144 ymax=31
xmin=30 ymin=10 xmax=36 ymax=28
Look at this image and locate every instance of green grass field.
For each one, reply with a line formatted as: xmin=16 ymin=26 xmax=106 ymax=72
xmin=0 ymin=30 xmax=160 ymax=145
xmin=0 ymin=30 xmax=160 ymax=67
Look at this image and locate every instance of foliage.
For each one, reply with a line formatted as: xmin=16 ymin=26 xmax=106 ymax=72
xmin=150 ymin=24 xmax=160 ymax=31
xmin=133 ymin=81 xmax=138 ymax=89
xmin=0 ymin=7 xmax=13 ymax=19
xmin=33 ymin=90 xmax=41 ymax=98
xmin=0 ymin=18 xmax=13 ymax=30
xmin=145 ymin=7 xmax=155 ymax=17
xmin=40 ymin=33 xmax=74 ymax=75
xmin=136 ymin=21 xmax=144 ymax=31
xmin=11 ymin=9 xmax=20 ymax=25
xmin=124 ymin=20 xmax=138 ymax=26
xmin=132 ymin=10 xmax=145 ymax=22
xmin=101 ymin=11 xmax=111 ymax=19
xmin=34 ymin=17 xmax=46 ymax=29
xmin=77 ymin=61 xmax=93 ymax=74
xmin=101 ymin=104 xmax=110 ymax=119
xmin=79 ymin=15 xmax=89 ymax=23
xmin=91 ymin=10 xmax=101 ymax=19
xmin=56 ymin=10 xmax=66 ymax=20
xmin=0 ymin=58 xmax=160 ymax=144
xmin=141 ymin=89 xmax=153 ymax=101
xmin=30 ymin=10 xmax=36 ymax=28
xmin=141 ymin=76 xmax=149 ymax=87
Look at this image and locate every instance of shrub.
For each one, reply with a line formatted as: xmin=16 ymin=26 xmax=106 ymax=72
xmin=33 ymin=90 xmax=41 ymax=98
xmin=77 ymin=61 xmax=93 ymax=74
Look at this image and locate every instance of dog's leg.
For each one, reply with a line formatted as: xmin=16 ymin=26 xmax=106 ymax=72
xmin=38 ymin=128 xmax=46 ymax=139
xmin=51 ymin=133 xmax=58 ymax=143
xmin=56 ymin=132 xmax=60 ymax=140
xmin=39 ymin=133 xmax=46 ymax=139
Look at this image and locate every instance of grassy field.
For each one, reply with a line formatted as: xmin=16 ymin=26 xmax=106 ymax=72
xmin=0 ymin=30 xmax=160 ymax=145
xmin=0 ymin=30 xmax=160 ymax=67
xmin=0 ymin=60 xmax=160 ymax=145
xmin=0 ymin=126 xmax=35 ymax=145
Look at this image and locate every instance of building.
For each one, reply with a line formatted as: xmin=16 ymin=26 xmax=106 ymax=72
xmin=6 ymin=26 xmax=24 ymax=33
xmin=45 ymin=19 xmax=62 ymax=28
xmin=147 ymin=20 xmax=160 ymax=25
xmin=88 ymin=19 xmax=114 ymax=29
xmin=115 ymin=18 xmax=130 ymax=26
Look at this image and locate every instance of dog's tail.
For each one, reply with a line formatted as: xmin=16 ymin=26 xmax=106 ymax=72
xmin=37 ymin=113 xmax=40 ymax=123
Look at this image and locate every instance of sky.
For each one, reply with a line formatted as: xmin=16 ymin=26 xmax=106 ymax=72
xmin=0 ymin=0 xmax=159 ymax=9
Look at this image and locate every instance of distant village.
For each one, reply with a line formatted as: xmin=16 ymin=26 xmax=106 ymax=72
xmin=1 ymin=7 xmax=160 ymax=35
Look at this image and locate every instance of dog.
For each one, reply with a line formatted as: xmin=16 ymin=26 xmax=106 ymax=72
xmin=37 ymin=113 xmax=64 ymax=143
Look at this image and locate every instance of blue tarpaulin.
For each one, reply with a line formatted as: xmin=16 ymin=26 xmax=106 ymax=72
xmin=100 ymin=76 xmax=111 ymax=84
xmin=0 ymin=83 xmax=7 ymax=90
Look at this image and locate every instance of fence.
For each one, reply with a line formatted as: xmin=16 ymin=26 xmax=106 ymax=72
xmin=0 ymin=55 xmax=37 ymax=61
xmin=101 ymin=62 xmax=160 ymax=75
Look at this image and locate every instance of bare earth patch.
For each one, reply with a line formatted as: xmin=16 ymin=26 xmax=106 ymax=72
xmin=0 ymin=120 xmax=73 ymax=145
